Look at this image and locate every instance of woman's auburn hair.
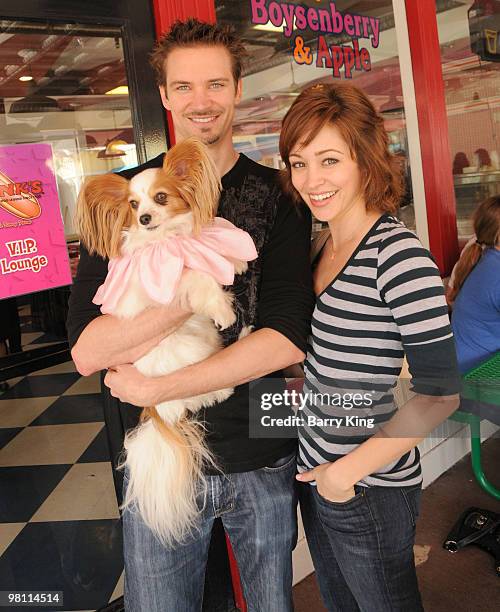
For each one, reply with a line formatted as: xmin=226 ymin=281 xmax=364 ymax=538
xmin=448 ymin=195 xmax=500 ymax=303
xmin=279 ymin=83 xmax=404 ymax=214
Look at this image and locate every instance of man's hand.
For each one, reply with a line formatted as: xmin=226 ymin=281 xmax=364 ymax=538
xmin=104 ymin=364 xmax=164 ymax=407
xmin=296 ymin=462 xmax=356 ymax=503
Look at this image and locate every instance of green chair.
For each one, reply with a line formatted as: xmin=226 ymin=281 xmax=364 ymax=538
xmin=449 ymin=352 xmax=500 ymax=501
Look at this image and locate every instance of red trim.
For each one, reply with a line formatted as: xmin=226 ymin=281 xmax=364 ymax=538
xmin=151 ymin=0 xmax=217 ymax=146
xmin=152 ymin=0 xmax=216 ymax=34
xmin=405 ymin=0 xmax=459 ymax=275
xmin=225 ymin=533 xmax=248 ymax=612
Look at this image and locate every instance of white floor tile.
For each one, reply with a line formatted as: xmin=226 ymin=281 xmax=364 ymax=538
xmin=64 ymin=372 xmax=101 ymax=396
xmin=110 ymin=570 xmax=124 ymax=601
xmin=0 ymin=423 xmax=104 ymax=466
xmin=36 ymin=361 xmax=77 ymax=376
xmin=0 ymin=396 xmax=57 ymax=428
xmin=0 ymin=523 xmax=26 ymax=556
xmin=31 ymin=462 xmax=119 ymax=522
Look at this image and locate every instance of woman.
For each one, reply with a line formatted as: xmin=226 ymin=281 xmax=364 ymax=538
xmin=279 ymin=84 xmax=461 ymax=611
xmin=450 ymin=196 xmax=500 ymax=423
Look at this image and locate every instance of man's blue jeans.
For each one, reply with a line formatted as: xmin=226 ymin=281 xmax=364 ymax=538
xmin=298 ymin=482 xmax=424 ymax=612
xmin=122 ymin=452 xmax=297 ymax=612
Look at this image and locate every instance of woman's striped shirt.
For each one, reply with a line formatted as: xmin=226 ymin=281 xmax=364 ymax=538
xmin=298 ymin=214 xmax=460 ymax=487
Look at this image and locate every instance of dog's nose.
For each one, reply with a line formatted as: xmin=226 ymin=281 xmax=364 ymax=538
xmin=139 ymin=214 xmax=152 ymax=226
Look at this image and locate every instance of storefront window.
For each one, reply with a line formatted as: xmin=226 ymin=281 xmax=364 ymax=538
xmin=216 ymin=0 xmax=415 ymax=231
xmin=0 ymin=20 xmax=139 ymax=344
xmin=437 ymin=0 xmax=500 ymax=242
xmin=0 ymin=20 xmax=137 ymax=240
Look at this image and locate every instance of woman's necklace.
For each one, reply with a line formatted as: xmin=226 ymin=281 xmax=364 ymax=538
xmin=329 ymin=214 xmax=382 ymax=260
xmin=328 ymin=232 xmax=360 ymax=260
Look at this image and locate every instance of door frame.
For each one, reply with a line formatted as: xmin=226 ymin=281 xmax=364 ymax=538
xmin=0 ymin=0 xmax=169 ymax=162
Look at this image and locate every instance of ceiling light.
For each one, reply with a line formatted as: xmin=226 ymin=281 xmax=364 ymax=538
xmin=105 ymin=85 xmax=129 ymax=95
xmin=19 ymin=75 xmax=33 ymax=81
xmin=97 ymin=139 xmax=128 ymax=158
xmin=72 ymin=52 xmax=88 ymax=63
xmin=18 ymin=48 xmax=37 ymax=62
xmin=42 ymin=35 xmax=57 ymax=48
xmin=5 ymin=65 xmax=20 ymax=76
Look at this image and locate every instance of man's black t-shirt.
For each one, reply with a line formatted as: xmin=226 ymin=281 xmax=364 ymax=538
xmin=67 ymin=153 xmax=315 ymax=474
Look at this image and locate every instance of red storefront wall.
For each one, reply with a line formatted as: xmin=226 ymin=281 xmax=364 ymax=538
xmin=405 ymin=0 xmax=459 ymax=275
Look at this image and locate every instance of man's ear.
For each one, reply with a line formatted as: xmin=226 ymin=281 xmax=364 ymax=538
xmin=235 ymin=79 xmax=242 ymax=105
xmin=159 ymin=86 xmax=170 ymax=111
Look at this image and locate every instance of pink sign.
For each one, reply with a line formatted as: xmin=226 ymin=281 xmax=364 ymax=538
xmin=0 ymin=143 xmax=72 ymax=300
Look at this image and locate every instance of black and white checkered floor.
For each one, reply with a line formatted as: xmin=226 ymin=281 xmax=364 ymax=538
xmin=0 ymin=330 xmax=124 ymax=612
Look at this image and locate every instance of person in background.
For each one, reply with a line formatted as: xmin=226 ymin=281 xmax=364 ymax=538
xmin=446 ymin=234 xmax=477 ymax=306
xmin=0 ymin=297 xmax=22 ymax=357
xmin=450 ymin=196 xmax=500 ymax=423
xmin=452 ymin=151 xmax=470 ymax=175
xmin=0 ymin=297 xmax=22 ymax=392
xmin=279 ymin=83 xmax=461 ymax=612
xmin=473 ymin=148 xmax=493 ymax=171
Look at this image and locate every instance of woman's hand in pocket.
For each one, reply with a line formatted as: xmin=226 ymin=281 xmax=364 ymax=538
xmin=296 ymin=462 xmax=356 ymax=503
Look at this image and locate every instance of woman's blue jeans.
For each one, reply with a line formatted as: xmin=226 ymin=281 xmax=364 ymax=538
xmin=122 ymin=452 xmax=297 ymax=612
xmin=298 ymin=482 xmax=424 ymax=612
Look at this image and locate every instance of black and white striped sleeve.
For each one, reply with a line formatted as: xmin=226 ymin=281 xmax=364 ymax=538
xmin=376 ymin=228 xmax=461 ymax=396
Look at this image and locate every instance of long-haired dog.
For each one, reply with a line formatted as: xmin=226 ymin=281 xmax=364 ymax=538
xmin=76 ymin=137 xmax=257 ymax=544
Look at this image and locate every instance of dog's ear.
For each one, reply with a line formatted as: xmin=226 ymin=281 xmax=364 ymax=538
xmin=163 ymin=137 xmax=221 ymax=233
xmin=76 ymin=173 xmax=131 ymax=259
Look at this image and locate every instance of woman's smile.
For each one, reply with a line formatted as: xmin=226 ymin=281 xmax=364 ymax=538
xmin=309 ymin=190 xmax=339 ymax=207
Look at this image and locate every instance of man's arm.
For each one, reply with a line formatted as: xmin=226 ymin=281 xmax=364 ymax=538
xmin=67 ymin=244 xmax=189 ymax=376
xmin=105 ymin=328 xmax=303 ymax=406
xmin=72 ymin=306 xmax=189 ymax=376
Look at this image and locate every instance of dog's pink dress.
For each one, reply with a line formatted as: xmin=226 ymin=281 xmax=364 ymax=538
xmin=93 ymin=217 xmax=258 ymax=314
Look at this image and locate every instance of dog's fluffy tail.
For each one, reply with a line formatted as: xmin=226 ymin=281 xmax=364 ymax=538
xmin=119 ymin=406 xmax=215 ymax=546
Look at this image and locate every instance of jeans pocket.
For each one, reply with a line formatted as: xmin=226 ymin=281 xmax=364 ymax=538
xmin=262 ymin=451 xmax=297 ymax=473
xmin=315 ymin=484 xmax=365 ymax=508
xmin=400 ymin=486 xmax=422 ymax=527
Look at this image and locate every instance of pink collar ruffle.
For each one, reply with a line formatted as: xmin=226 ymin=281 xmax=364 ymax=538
xmin=93 ymin=217 xmax=257 ymax=314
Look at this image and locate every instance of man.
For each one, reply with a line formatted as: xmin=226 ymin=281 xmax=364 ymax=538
xmin=67 ymin=18 xmax=314 ymax=612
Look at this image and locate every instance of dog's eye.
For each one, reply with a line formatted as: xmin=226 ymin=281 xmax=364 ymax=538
xmin=130 ymin=200 xmax=138 ymax=210
xmin=154 ymin=192 xmax=168 ymax=205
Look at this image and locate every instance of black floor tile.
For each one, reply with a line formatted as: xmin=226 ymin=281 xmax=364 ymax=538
xmin=31 ymin=394 xmax=104 ymax=426
xmin=77 ymin=428 xmax=111 ymax=463
xmin=0 ymin=428 xmax=22 ymax=450
xmin=0 ymin=373 xmax=81 ymax=399
xmin=0 ymin=465 xmax=71 ymax=522
xmin=0 ymin=520 xmax=123 ymax=611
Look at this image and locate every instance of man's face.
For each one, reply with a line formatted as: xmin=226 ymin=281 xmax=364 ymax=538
xmin=160 ymin=45 xmax=242 ymax=148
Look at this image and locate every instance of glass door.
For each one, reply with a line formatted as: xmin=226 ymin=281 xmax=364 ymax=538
xmin=0 ymin=2 xmax=166 ymax=610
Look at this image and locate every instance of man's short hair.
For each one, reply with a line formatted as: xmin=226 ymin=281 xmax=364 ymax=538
xmin=150 ymin=18 xmax=247 ymax=89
